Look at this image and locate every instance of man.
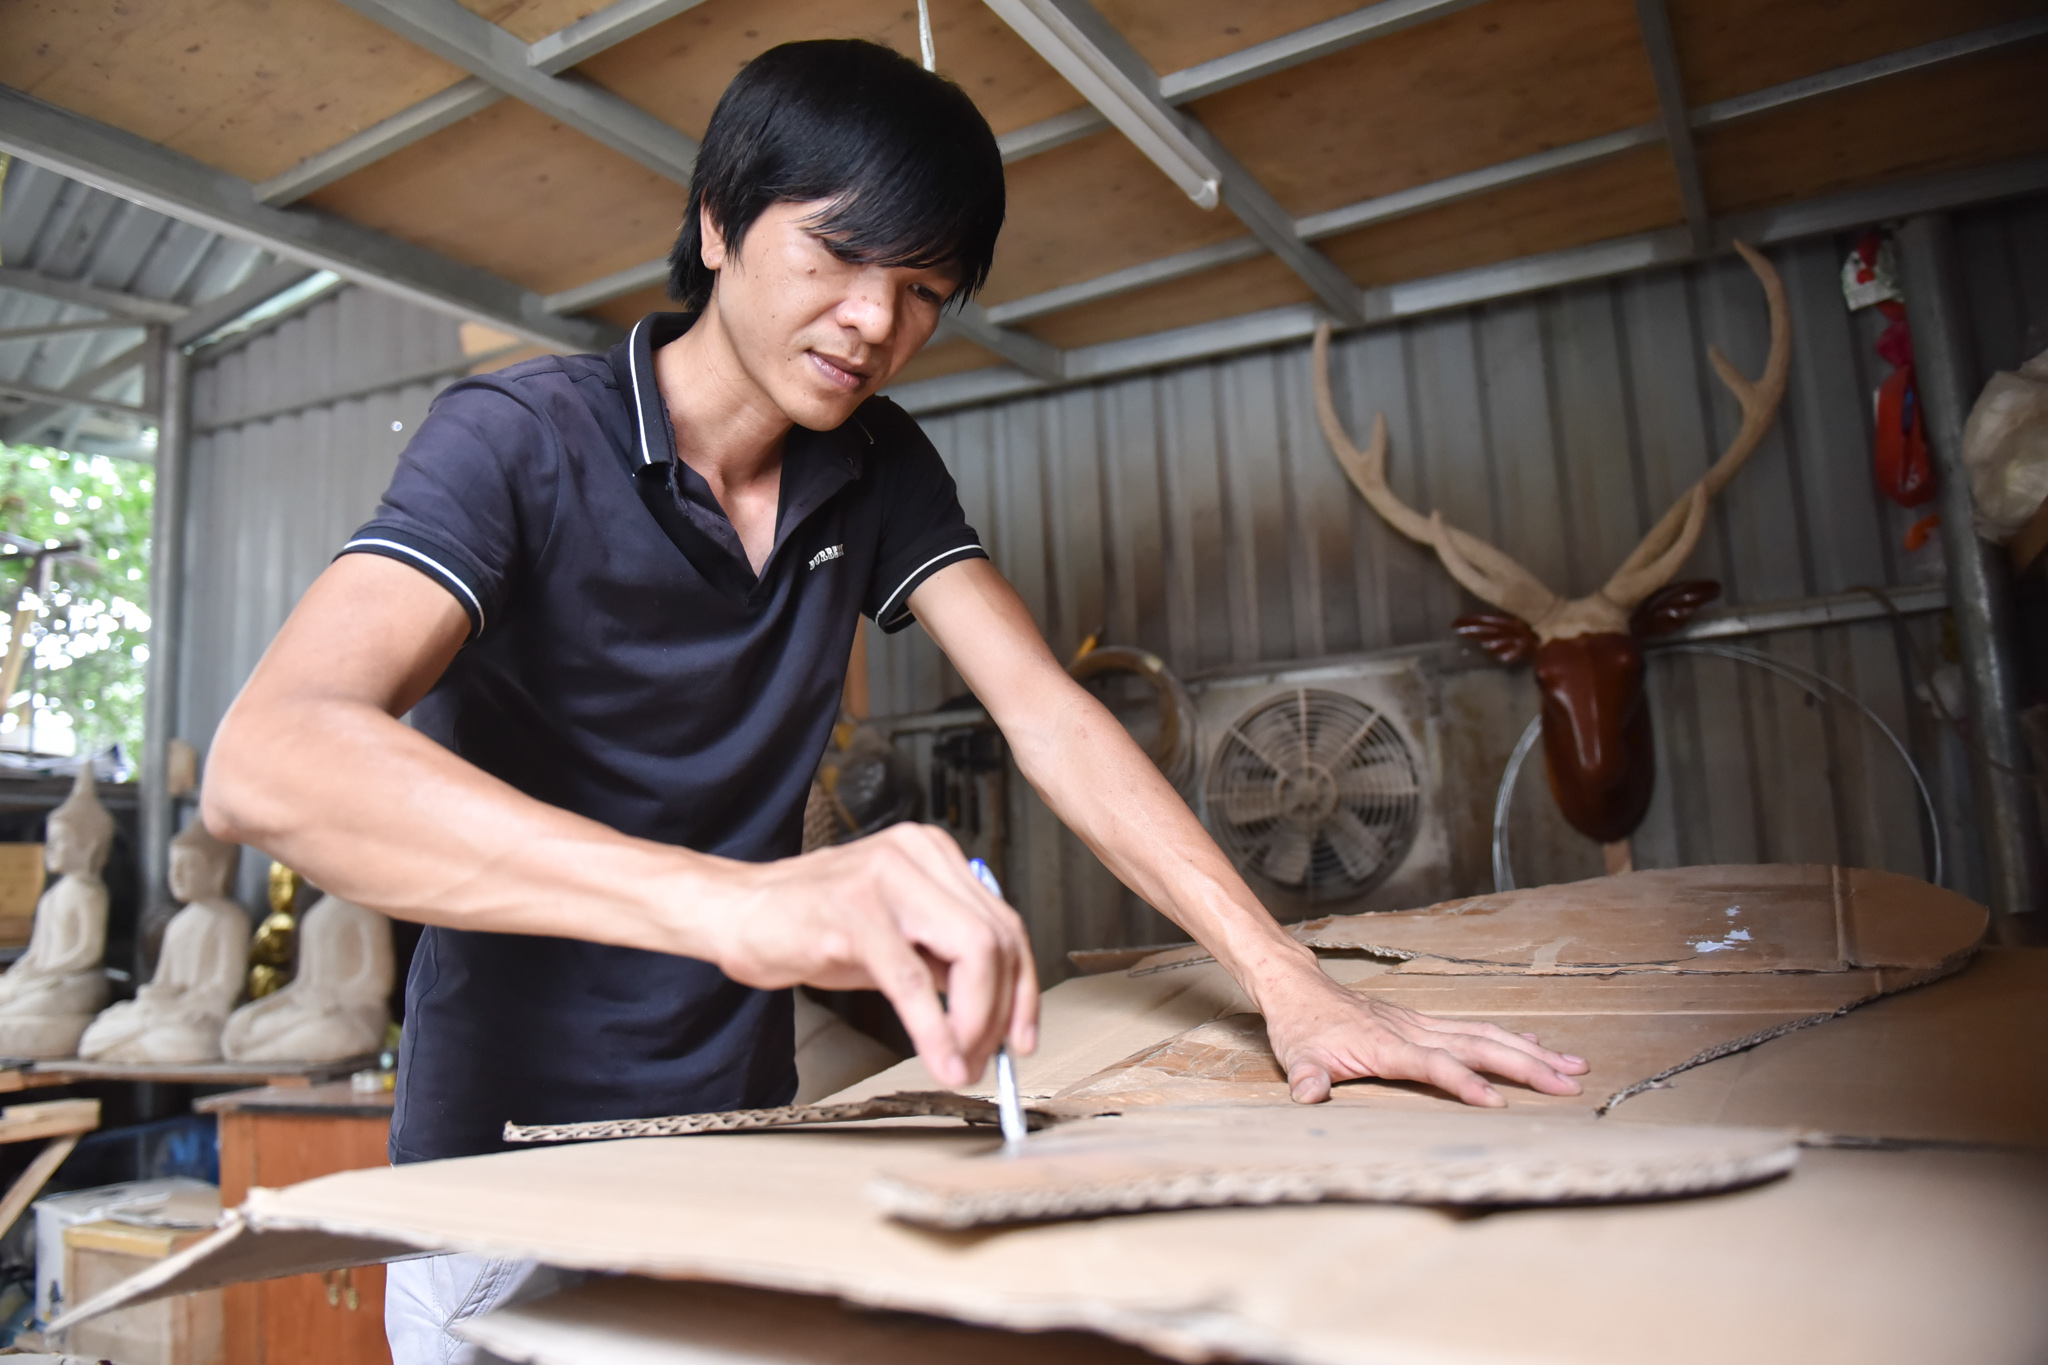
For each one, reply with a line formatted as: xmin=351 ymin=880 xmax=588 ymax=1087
xmin=205 ymin=38 xmax=1586 ymax=1361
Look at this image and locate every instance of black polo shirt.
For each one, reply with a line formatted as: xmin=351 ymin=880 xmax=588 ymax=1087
xmin=339 ymin=312 xmax=986 ymax=1162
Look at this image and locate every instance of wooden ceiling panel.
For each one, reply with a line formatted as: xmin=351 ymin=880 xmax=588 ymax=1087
xmin=1697 ymin=41 xmax=2048 ymax=215
xmin=1668 ymin=0 xmax=2046 ymax=107
xmin=977 ymin=130 xmax=1250 ymax=306
xmin=1192 ymin=0 xmax=1663 ymax=220
xmin=580 ymin=0 xmax=1083 ymax=140
xmin=1320 ymin=143 xmax=1683 ymax=288
xmin=0 ymin=0 xmax=467 ymax=181
xmin=893 ymin=335 xmax=1001 ymax=385
xmin=307 ymin=100 xmax=684 ymax=296
xmin=1019 ymin=254 xmax=1316 ymax=351
xmin=456 ymin=0 xmax=609 ymax=44
xmin=1093 ymin=0 xmax=1372 ymax=78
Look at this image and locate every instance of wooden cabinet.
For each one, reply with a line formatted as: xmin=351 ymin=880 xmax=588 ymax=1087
xmin=204 ymin=1086 xmax=393 ymax=1365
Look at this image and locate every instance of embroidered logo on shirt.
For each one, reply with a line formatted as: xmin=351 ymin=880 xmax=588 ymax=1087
xmin=808 ymin=544 xmax=845 ymax=571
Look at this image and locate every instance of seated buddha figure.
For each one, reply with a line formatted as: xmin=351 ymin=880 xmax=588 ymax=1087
xmin=79 ymin=819 xmax=249 ymax=1063
xmin=222 ymin=892 xmax=391 ymax=1064
xmin=0 ymin=767 xmax=113 ymax=1058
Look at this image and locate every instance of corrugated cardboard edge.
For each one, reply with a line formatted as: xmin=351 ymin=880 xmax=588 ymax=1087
xmin=502 ymin=1091 xmax=1070 ymax=1144
xmin=1596 ymin=956 xmax=1972 ymax=1115
xmin=45 ymin=1212 xmax=422 ymax=1331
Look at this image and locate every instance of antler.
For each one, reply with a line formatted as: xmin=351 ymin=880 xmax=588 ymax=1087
xmin=1600 ymin=240 xmax=1791 ymax=609
xmin=1312 ymin=324 xmax=1562 ymax=625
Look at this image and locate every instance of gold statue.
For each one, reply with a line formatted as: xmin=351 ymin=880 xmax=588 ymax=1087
xmin=248 ymin=861 xmax=300 ymax=1000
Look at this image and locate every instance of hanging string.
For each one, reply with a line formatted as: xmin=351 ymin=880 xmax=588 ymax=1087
xmin=916 ymin=0 xmax=936 ymax=71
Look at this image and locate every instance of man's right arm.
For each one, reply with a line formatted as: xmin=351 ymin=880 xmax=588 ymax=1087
xmin=202 ymin=553 xmax=1035 ymax=1086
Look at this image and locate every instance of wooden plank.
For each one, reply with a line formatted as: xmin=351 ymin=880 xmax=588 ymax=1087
xmin=1192 ymin=0 xmax=1662 ymax=218
xmin=982 ymin=129 xmax=1256 ymax=309
xmin=589 ymin=282 xmax=670 ymax=332
xmin=1695 ymin=43 xmax=2048 ymax=215
xmin=459 ymin=0 xmax=612 ymax=45
xmin=1095 ymin=0 xmax=1376 ymax=80
xmin=579 ymin=0 xmax=1078 ymax=140
xmin=1319 ymin=143 xmax=1684 ymax=290
xmin=1666 ymin=0 xmax=2046 ymax=107
xmin=1020 ymin=253 xmax=1313 ymax=354
xmin=0 ymin=1134 xmax=81 ymax=1245
xmin=0 ymin=1098 xmax=99 ymax=1142
xmin=0 ymin=0 xmax=468 ymax=182
xmin=307 ymin=98 xmax=681 ymax=297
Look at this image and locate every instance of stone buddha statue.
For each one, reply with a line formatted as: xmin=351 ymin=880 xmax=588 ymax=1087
xmin=0 ymin=767 xmax=112 ymax=1058
xmin=78 ymin=820 xmax=250 ymax=1063
xmin=221 ymin=892 xmax=391 ymax=1064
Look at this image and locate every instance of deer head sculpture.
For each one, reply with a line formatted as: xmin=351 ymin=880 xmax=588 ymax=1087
xmin=1313 ymin=241 xmax=1791 ymax=845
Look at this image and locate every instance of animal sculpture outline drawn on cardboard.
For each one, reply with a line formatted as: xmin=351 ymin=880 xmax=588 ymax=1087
xmin=221 ymin=891 xmax=391 ymax=1065
xmin=78 ymin=819 xmax=250 ymax=1063
xmin=1312 ymin=241 xmax=1791 ymax=844
xmin=0 ymin=766 xmax=112 ymax=1058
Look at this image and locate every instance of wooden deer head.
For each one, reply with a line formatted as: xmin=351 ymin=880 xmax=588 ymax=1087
xmin=1313 ymin=242 xmax=1791 ymax=844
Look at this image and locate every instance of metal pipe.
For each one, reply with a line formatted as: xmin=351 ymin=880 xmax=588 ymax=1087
xmin=1896 ymin=214 xmax=2044 ymax=920
xmin=138 ymin=332 xmax=191 ymax=968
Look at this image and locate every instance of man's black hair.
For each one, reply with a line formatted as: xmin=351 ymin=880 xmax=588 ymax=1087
xmin=668 ymin=39 xmax=1006 ymax=311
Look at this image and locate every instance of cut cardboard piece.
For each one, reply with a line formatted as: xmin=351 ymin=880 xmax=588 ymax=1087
xmin=868 ymin=1106 xmax=1798 ymax=1229
xmin=455 ymin=1276 xmax=1170 ymax=1365
xmin=506 ymin=1091 xmax=1061 ymax=1145
xmin=1617 ymin=947 xmax=2048 ymax=1145
xmin=1134 ymin=865 xmax=1987 ymax=977
xmin=53 ymin=1139 xmax=2048 ymax=1365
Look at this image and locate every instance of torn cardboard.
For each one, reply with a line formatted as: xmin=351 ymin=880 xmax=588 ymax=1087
xmin=1134 ymin=865 xmax=1986 ymax=977
xmin=868 ymin=1106 xmax=1798 ymax=1229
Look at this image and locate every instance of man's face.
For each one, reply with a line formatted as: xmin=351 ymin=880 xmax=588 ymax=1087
xmin=704 ymin=199 xmax=962 ymax=429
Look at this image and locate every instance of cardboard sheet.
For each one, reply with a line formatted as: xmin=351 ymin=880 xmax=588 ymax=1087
xmin=1617 ymin=947 xmax=2048 ymax=1145
xmin=1134 ymin=865 xmax=1987 ymax=977
xmin=455 ymin=1276 xmax=1169 ymax=1365
xmin=55 ymin=1138 xmax=2048 ymax=1365
xmin=868 ymin=1107 xmax=1798 ymax=1229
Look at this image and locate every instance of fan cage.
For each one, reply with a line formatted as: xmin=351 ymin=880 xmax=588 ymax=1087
xmin=1203 ymin=687 xmax=1424 ymax=906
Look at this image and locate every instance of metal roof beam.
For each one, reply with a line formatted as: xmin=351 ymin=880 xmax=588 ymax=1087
xmin=0 ymin=375 xmax=153 ymax=420
xmin=331 ymin=0 xmax=698 ymax=185
xmin=1696 ymin=14 xmax=2048 ymax=128
xmin=527 ymin=0 xmax=713 ymax=74
xmin=541 ymin=257 xmax=669 ymax=315
xmin=0 ymin=264 xmax=187 ymax=323
xmin=937 ymin=304 xmax=1065 ymax=381
xmin=168 ymin=259 xmax=318 ymax=348
xmin=1631 ymin=0 xmax=1711 ymax=254
xmin=888 ymin=153 xmax=2048 ymax=414
xmin=0 ymin=84 xmax=617 ymax=353
xmin=984 ymin=0 xmax=1365 ymax=324
xmin=0 ymin=318 xmax=146 ymax=343
xmin=1159 ymin=0 xmax=1486 ymax=103
xmin=254 ymin=79 xmax=502 ymax=207
xmin=983 ymin=237 xmax=1264 ymax=326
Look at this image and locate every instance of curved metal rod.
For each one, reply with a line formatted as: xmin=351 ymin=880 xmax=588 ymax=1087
xmin=1491 ymin=643 xmax=1944 ymax=891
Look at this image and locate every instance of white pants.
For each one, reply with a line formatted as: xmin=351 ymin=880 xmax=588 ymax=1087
xmin=384 ymin=1253 xmax=584 ymax=1365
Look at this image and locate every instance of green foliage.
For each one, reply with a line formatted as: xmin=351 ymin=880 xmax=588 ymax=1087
xmin=0 ymin=442 xmax=153 ymax=757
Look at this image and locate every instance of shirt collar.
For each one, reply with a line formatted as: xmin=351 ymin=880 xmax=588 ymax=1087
xmin=606 ymin=313 xmax=874 ymax=599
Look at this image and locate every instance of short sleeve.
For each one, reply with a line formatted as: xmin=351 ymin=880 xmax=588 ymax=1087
xmin=337 ymin=379 xmax=558 ymax=641
xmin=858 ymin=400 xmax=989 ymax=633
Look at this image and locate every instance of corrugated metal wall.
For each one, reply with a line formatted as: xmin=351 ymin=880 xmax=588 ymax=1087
xmin=880 ymin=196 xmax=2048 ymax=974
xmin=181 ymin=284 xmax=466 ymax=900
xmin=171 ymin=194 xmax=2048 ymax=974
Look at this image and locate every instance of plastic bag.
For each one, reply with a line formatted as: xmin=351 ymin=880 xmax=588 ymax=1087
xmin=1962 ymin=347 xmax=2048 ymax=543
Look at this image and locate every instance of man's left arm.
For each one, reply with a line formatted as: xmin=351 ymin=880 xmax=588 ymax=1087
xmin=909 ymin=558 xmax=1588 ymax=1106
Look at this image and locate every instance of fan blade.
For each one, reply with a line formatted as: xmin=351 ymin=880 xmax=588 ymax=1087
xmin=1309 ymin=712 xmax=1377 ymax=769
xmin=1261 ymin=818 xmax=1314 ymax=885
xmin=1222 ymin=783 xmax=1283 ymax=825
xmin=1324 ymin=807 xmax=1389 ymax=882
xmin=1337 ymin=758 xmax=1419 ymax=801
xmin=1231 ymin=709 xmax=1307 ymax=776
